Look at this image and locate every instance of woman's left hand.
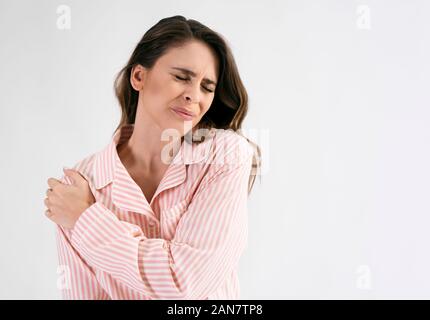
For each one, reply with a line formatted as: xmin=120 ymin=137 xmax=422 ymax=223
xmin=44 ymin=168 xmax=96 ymax=230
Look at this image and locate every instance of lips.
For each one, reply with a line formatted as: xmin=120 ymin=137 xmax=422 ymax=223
xmin=172 ymin=107 xmax=195 ymax=116
xmin=171 ymin=107 xmax=195 ymax=120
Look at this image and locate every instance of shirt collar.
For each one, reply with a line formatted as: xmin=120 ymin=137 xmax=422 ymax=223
xmin=93 ymin=124 xmax=215 ymax=191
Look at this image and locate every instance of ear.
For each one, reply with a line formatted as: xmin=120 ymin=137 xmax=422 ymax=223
xmin=130 ymin=64 xmax=147 ymax=91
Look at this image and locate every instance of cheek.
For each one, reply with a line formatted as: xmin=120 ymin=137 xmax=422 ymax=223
xmin=168 ymin=79 xmax=185 ymax=94
xmin=146 ymin=87 xmax=177 ymax=116
xmin=147 ymin=76 xmax=178 ymax=99
xmin=194 ymin=102 xmax=212 ymax=125
xmin=202 ymin=98 xmax=214 ymax=113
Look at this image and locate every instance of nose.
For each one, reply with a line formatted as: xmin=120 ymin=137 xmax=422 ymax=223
xmin=183 ymin=85 xmax=200 ymax=104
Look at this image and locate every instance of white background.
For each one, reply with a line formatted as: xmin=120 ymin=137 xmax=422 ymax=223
xmin=0 ymin=0 xmax=429 ymax=299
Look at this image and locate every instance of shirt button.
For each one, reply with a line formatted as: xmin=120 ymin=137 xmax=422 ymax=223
xmin=149 ymin=221 xmax=157 ymax=227
xmin=130 ymin=227 xmax=140 ymax=236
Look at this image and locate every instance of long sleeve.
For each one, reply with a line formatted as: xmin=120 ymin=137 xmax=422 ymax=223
xmin=69 ymin=151 xmax=253 ymax=299
xmin=55 ymin=175 xmax=111 ymax=300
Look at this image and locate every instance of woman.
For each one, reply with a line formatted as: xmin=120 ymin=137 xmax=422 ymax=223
xmin=44 ymin=15 xmax=260 ymax=300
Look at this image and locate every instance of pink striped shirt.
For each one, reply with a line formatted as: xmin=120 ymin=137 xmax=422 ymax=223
xmin=55 ymin=124 xmax=254 ymax=300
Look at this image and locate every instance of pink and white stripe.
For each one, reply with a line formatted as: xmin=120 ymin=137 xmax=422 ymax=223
xmin=55 ymin=124 xmax=253 ymax=300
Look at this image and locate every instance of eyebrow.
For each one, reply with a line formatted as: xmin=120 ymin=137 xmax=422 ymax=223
xmin=171 ymin=67 xmax=217 ymax=86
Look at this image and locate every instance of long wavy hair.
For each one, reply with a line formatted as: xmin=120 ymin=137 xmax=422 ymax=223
xmin=113 ymin=15 xmax=261 ymax=195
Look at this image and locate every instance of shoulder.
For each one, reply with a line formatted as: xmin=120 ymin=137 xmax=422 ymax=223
xmin=208 ymin=128 xmax=254 ymax=168
xmin=212 ymin=128 xmax=252 ymax=149
xmin=61 ymin=150 xmax=100 ymax=185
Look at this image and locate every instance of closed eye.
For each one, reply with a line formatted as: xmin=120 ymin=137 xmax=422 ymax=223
xmin=175 ymin=75 xmax=187 ymax=81
xmin=174 ymin=75 xmax=214 ymax=93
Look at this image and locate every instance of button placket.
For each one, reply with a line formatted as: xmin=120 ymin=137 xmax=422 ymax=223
xmin=147 ymin=218 xmax=159 ymax=237
xmin=148 ymin=220 xmax=157 ymax=227
xmin=163 ymin=241 xmax=175 ymax=267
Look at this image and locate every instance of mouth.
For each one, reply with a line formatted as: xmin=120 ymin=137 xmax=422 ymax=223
xmin=171 ymin=107 xmax=195 ymax=121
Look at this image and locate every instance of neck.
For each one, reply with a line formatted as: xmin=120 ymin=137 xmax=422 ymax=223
xmin=118 ymin=118 xmax=182 ymax=173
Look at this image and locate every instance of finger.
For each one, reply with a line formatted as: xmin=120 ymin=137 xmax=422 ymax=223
xmin=63 ymin=168 xmax=87 ymax=185
xmin=47 ymin=178 xmax=62 ymax=189
xmin=46 ymin=188 xmax=53 ymax=197
xmin=45 ymin=209 xmax=54 ymax=218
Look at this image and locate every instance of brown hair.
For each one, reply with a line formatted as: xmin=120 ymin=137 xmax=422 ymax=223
xmin=113 ymin=15 xmax=261 ymax=195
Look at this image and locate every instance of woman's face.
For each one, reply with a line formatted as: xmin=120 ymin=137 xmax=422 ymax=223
xmin=131 ymin=40 xmax=219 ymax=137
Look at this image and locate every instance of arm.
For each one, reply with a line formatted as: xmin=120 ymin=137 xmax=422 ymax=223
xmin=55 ymin=175 xmax=111 ymax=300
xmin=69 ymin=152 xmax=253 ymax=299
